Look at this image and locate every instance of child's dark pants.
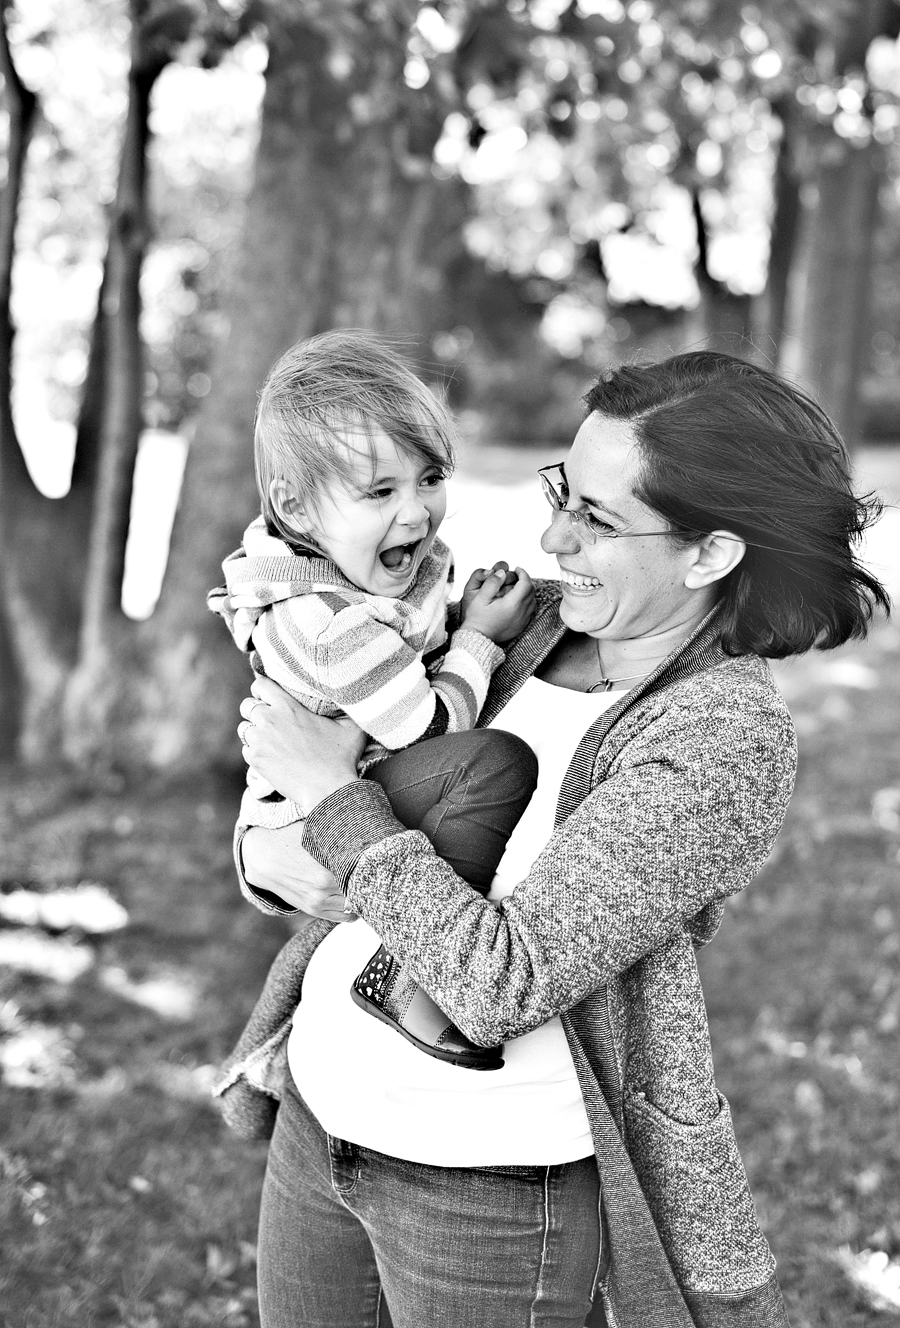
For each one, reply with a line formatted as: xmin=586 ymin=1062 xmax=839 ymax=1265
xmin=366 ymin=728 xmax=539 ymax=892
xmin=351 ymin=728 xmax=539 ymax=1070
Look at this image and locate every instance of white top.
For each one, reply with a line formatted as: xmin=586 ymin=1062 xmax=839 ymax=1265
xmin=287 ymin=676 xmax=622 ymax=1165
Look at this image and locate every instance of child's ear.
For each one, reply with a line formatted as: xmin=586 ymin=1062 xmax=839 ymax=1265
xmin=270 ymin=480 xmax=309 ymax=534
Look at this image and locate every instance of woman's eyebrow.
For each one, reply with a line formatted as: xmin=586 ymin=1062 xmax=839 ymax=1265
xmin=559 ymin=465 xmax=624 ymax=522
xmin=577 ymin=489 xmax=625 ymax=522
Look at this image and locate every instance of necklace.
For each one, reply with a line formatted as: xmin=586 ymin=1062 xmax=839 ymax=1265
xmin=587 ymin=639 xmax=654 ymax=693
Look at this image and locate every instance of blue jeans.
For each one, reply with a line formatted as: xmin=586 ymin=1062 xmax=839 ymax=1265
xmin=257 ymin=1077 xmax=603 ymax=1327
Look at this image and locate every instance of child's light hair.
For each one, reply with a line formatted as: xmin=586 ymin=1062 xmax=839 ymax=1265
xmin=255 ymin=329 xmax=457 ymax=547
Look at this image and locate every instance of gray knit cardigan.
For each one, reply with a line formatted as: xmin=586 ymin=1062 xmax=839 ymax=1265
xmin=215 ymin=586 xmax=797 ymax=1328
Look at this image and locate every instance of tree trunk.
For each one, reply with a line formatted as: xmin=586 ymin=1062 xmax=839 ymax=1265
xmin=793 ymin=0 xmax=897 ymax=445
xmin=0 ymin=1 xmax=76 ymax=758
xmin=61 ymin=43 xmax=164 ymax=765
xmin=134 ymin=4 xmax=455 ymax=772
xmin=692 ymin=190 xmax=757 ymax=357
xmin=794 ymin=137 xmax=881 ymax=444
xmin=761 ymin=96 xmax=804 ymax=366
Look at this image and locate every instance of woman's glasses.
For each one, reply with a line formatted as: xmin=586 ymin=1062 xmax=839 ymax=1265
xmin=538 ymin=464 xmax=686 ymax=545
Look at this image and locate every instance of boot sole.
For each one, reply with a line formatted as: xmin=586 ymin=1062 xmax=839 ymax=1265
xmin=350 ymin=985 xmax=504 ymax=1071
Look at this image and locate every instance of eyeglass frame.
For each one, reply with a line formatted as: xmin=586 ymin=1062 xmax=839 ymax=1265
xmin=537 ymin=463 xmax=697 ymax=544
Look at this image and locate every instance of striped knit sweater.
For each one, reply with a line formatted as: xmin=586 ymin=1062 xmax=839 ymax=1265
xmin=208 ymin=518 xmax=503 ymax=828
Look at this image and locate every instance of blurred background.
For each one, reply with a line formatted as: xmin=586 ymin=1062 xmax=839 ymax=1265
xmin=1 ymin=2 xmax=899 ymax=1325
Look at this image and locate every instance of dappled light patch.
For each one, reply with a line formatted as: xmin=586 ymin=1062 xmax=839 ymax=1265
xmin=872 ymin=788 xmax=900 ymax=834
xmin=0 ymin=881 xmax=128 ymax=933
xmin=817 ymin=659 xmax=880 ymax=690
xmin=99 ymin=965 xmax=198 ymax=1021
xmin=0 ymin=997 xmax=77 ymax=1088
xmin=0 ymin=1147 xmax=51 ymax=1228
xmin=152 ymin=1061 xmax=218 ymax=1101
xmin=754 ymin=1011 xmax=868 ymax=1084
xmin=0 ymin=1023 xmax=76 ymax=1089
xmin=836 ymin=1247 xmax=900 ymax=1313
xmin=0 ymin=928 xmax=93 ymax=983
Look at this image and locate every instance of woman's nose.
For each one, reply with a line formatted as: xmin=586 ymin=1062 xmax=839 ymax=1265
xmin=540 ymin=508 xmax=580 ymax=555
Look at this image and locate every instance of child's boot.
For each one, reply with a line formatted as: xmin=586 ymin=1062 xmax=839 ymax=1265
xmin=350 ymin=945 xmax=504 ymax=1071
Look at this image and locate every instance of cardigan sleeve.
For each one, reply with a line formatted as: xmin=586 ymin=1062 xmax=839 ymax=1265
xmin=301 ymin=682 xmax=797 ymax=1046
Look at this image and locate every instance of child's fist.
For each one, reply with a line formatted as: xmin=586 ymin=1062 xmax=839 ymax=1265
xmin=460 ymin=563 xmax=536 ymax=644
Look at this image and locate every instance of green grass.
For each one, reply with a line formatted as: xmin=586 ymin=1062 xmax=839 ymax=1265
xmin=1 ymin=625 xmax=900 ymax=1326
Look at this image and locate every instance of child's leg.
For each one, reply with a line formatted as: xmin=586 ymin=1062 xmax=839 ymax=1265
xmin=366 ymin=729 xmax=538 ymax=891
xmin=349 ymin=730 xmax=538 ymax=1072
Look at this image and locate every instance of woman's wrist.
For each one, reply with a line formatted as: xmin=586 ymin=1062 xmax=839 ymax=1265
xmin=302 ymin=780 xmax=406 ymax=891
xmin=300 ymin=773 xmax=361 ymax=812
xmin=235 ymin=826 xmax=296 ymax=913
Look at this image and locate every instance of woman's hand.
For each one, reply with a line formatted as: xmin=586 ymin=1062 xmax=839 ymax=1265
xmin=240 ymin=823 xmax=356 ymax=922
xmin=238 ymin=677 xmax=366 ymax=810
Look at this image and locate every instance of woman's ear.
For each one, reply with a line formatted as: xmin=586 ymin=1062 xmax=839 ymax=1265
xmin=684 ymin=530 xmax=746 ymax=590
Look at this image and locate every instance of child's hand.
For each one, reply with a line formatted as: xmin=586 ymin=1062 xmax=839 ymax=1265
xmin=460 ymin=563 xmax=536 ymax=644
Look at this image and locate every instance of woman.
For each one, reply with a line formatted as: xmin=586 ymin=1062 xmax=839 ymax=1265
xmin=217 ymin=352 xmax=889 ymax=1328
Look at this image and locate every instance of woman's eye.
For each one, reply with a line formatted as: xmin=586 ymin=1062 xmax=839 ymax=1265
xmin=585 ymin=512 xmax=615 ymax=534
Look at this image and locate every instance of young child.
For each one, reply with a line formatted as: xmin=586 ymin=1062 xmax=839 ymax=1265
xmin=209 ymin=330 xmax=537 ymax=1071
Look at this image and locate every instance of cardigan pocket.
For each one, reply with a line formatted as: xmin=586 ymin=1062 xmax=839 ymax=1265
xmin=623 ymin=1088 xmax=776 ymax=1296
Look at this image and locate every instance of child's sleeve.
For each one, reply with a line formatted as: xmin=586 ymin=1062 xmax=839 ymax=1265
xmin=260 ymin=597 xmax=503 ymax=749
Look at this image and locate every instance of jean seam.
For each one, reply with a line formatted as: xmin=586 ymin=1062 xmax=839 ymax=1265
xmin=328 ymin=1138 xmax=361 ymax=1197
xmin=531 ymin=1165 xmax=553 ymax=1327
xmin=376 ymin=763 xmax=472 ymax=800
xmin=425 ymin=774 xmax=470 ymax=840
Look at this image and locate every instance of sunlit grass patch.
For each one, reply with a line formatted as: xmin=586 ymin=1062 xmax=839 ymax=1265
xmin=0 ymin=880 xmax=129 ymax=933
xmin=836 ymin=1248 xmax=900 ymax=1314
xmin=0 ymin=772 xmax=281 ymax=1328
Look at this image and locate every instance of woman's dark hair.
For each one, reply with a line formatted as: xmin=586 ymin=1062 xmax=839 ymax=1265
xmin=584 ymin=351 xmax=890 ymax=658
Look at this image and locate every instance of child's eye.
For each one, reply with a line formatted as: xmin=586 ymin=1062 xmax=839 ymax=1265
xmin=366 ymin=487 xmax=393 ymax=501
xmin=420 ymin=472 xmax=445 ymax=489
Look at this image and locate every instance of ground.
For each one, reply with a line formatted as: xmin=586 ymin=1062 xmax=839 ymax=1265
xmin=1 ymin=447 xmax=899 ymax=1327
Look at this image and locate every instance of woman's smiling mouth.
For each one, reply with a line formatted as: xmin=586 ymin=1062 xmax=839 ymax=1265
xmin=558 ymin=568 xmax=601 ymax=589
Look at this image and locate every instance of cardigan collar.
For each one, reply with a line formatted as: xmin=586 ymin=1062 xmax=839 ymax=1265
xmin=481 ymin=586 xmax=727 ymax=732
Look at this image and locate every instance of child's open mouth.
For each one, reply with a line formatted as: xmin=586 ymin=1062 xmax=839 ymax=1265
xmin=379 ymin=540 xmax=420 ymax=573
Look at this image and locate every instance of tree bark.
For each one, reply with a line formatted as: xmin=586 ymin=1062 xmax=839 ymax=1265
xmin=0 ymin=1 xmax=75 ymax=758
xmin=793 ymin=0 xmax=898 ymax=444
xmin=692 ymin=189 xmax=757 ymax=357
xmin=61 ymin=52 xmax=162 ymax=757
xmin=134 ymin=3 xmax=455 ymax=772
xmin=794 ymin=137 xmax=881 ymax=444
xmin=58 ymin=0 xmax=216 ymax=765
xmin=762 ymin=96 xmax=804 ymax=366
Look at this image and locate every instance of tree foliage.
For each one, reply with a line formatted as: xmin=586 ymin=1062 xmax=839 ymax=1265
xmin=1 ymin=0 xmax=898 ymax=770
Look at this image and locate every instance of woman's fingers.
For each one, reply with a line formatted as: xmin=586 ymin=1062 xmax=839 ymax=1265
xmin=240 ymin=826 xmax=355 ymax=921
xmin=250 ymin=675 xmax=288 ymax=705
xmin=239 ymin=695 xmax=267 ymax=722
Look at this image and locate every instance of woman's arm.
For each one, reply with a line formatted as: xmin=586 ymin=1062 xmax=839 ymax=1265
xmin=300 ymin=683 xmax=797 ymax=1046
